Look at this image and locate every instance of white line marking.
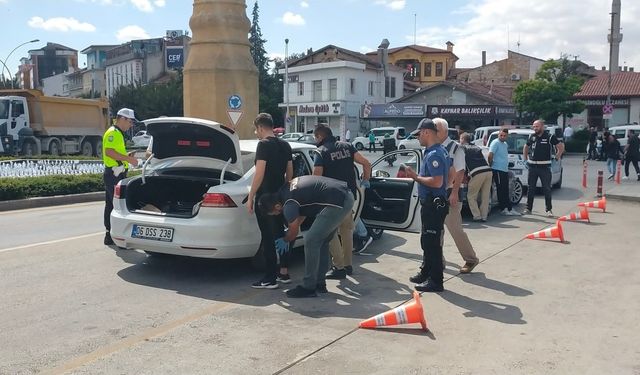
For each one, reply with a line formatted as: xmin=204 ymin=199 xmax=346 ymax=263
xmin=0 ymin=232 xmax=103 ymax=254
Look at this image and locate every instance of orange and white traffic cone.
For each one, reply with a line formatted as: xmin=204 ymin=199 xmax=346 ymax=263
xmin=525 ymin=220 xmax=565 ymax=242
xmin=359 ymin=291 xmax=428 ymax=331
xmin=578 ymin=197 xmax=606 ymax=212
xmin=558 ymin=207 xmax=590 ymax=223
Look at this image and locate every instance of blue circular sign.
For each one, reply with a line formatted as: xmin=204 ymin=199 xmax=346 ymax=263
xmin=228 ymin=95 xmax=242 ymax=110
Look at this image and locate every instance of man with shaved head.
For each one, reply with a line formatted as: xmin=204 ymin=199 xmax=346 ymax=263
xmin=433 ymin=117 xmax=480 ymax=274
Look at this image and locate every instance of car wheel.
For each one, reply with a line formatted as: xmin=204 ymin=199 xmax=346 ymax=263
xmin=367 ymin=227 xmax=384 ymax=240
xmin=48 ymin=140 xmax=61 ymax=156
xmin=80 ymin=140 xmax=94 ymax=157
xmin=355 ymin=142 xmax=364 ymax=151
xmin=21 ymin=141 xmax=38 ymax=157
xmin=552 ymin=169 xmax=563 ymax=189
xmin=510 ymin=178 xmax=523 ymax=206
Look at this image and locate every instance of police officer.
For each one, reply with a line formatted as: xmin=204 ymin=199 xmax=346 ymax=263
xmin=523 ymin=120 xmax=564 ymax=217
xmin=103 ymin=108 xmax=139 ymax=245
xmin=404 ymin=118 xmax=449 ymax=293
xmin=312 ymin=124 xmax=371 ymax=279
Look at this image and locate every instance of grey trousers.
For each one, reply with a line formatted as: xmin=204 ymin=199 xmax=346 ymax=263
xmin=302 ymin=194 xmax=355 ymax=290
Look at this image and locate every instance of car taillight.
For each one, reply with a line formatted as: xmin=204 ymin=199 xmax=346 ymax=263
xmin=114 ymin=182 xmax=123 ymax=199
xmin=201 ymin=193 xmax=237 ymax=208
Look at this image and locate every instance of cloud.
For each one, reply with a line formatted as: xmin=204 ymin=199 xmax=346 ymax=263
xmin=116 ymin=25 xmax=150 ymax=41
xmin=27 ymin=17 xmax=96 ymax=32
xmin=281 ymin=11 xmax=305 ymax=26
xmin=375 ymin=0 xmax=405 ymax=11
xmin=300 ymin=1 xmax=309 ymax=8
xmin=411 ymin=0 xmax=640 ymax=70
xmin=154 ymin=0 xmax=165 ymax=6
xmin=131 ymin=0 xmax=153 ymax=12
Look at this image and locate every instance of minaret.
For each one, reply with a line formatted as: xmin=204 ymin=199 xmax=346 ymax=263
xmin=608 ymin=0 xmax=623 ymax=73
xmin=184 ymin=0 xmax=258 ymax=139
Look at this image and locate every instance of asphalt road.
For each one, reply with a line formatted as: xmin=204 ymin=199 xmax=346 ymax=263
xmin=1 ymin=155 xmax=639 ymax=374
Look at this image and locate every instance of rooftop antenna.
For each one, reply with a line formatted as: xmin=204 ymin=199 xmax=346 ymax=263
xmin=414 ymin=13 xmax=417 ymax=45
xmin=507 ymin=24 xmax=510 ymax=52
xmin=517 ymin=33 xmax=521 ymax=52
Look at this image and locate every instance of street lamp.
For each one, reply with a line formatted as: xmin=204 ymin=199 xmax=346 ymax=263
xmin=3 ymin=39 xmax=40 ymax=89
xmin=284 ymin=38 xmax=290 ymax=133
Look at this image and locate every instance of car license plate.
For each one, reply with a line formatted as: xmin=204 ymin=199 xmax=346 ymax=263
xmin=131 ymin=224 xmax=174 ymax=242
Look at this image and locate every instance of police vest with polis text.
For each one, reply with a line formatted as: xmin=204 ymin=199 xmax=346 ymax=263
xmin=527 ymin=131 xmax=559 ymax=165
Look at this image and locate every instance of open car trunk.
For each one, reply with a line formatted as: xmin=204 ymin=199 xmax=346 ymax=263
xmin=126 ymin=175 xmax=219 ymax=218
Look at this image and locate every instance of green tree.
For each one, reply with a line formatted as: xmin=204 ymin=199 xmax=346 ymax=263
xmin=514 ymin=57 xmax=586 ymax=123
xmin=109 ymin=70 xmax=183 ymax=120
xmin=0 ymin=76 xmax=19 ymax=89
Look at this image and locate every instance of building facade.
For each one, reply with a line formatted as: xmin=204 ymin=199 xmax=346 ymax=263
xmin=367 ymin=43 xmax=458 ymax=85
xmin=279 ymin=45 xmax=404 ymax=138
xmin=20 ymin=43 xmax=78 ymax=89
xmin=452 ymin=50 xmax=545 ymax=86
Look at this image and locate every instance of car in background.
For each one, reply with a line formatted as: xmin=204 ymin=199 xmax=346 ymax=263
xmin=131 ymin=130 xmax=152 ymax=148
xmin=280 ymin=132 xmax=304 ymax=141
xmin=351 ymin=127 xmax=406 ymax=151
xmin=293 ymin=134 xmax=317 ymax=145
xmin=486 ymin=128 xmax=563 ymax=189
xmin=397 ymin=128 xmax=459 ymax=151
xmin=472 ymin=126 xmax=502 ymax=147
xmin=609 ymin=124 xmax=640 ymax=147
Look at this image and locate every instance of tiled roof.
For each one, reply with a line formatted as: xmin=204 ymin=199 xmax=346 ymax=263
xmin=396 ymin=81 xmax=514 ymax=105
xmin=287 ymin=44 xmax=403 ymax=72
xmin=574 ymin=71 xmax=640 ymax=98
xmin=366 ymin=44 xmax=452 ymax=56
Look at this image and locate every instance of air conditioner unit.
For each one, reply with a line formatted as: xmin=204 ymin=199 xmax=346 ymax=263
xmin=511 ymin=73 xmax=521 ymax=81
xmin=166 ymin=30 xmax=184 ymax=39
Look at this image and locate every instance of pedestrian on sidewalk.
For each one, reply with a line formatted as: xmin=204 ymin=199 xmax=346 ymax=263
xmin=368 ymin=131 xmax=377 ymax=152
xmin=623 ymin=130 xmax=640 ymax=181
xmin=435 ymin=118 xmax=480 ymax=274
xmin=460 ymin=133 xmax=493 ymax=221
xmin=403 ymin=118 xmax=449 ymax=292
xmin=489 ymin=128 xmax=520 ymax=216
xmin=523 ymin=120 xmax=564 ymax=217
xmin=604 ymin=134 xmax=622 ymax=180
xmin=312 ymin=124 xmax=371 ymax=280
xmin=246 ymin=113 xmax=294 ymax=290
xmin=102 ymin=108 xmax=139 ymax=245
xmin=258 ymin=176 xmax=354 ymax=298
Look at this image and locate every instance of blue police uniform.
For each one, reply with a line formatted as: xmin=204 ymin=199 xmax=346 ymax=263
xmin=416 ymin=143 xmax=450 ymax=290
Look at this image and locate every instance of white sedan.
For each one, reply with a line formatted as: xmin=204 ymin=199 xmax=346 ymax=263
xmin=111 ymin=117 xmax=427 ymax=263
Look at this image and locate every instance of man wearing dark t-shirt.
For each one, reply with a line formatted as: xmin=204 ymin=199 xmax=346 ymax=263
xmin=312 ymin=124 xmax=371 ymax=279
xmin=247 ymin=113 xmax=294 ymax=289
xmin=257 ymin=176 xmax=354 ymax=298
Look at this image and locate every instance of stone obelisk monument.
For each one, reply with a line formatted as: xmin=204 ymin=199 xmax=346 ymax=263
xmin=184 ymin=0 xmax=258 ymax=139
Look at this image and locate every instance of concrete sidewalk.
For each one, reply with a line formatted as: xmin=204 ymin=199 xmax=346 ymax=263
xmin=606 ymin=179 xmax=640 ymax=202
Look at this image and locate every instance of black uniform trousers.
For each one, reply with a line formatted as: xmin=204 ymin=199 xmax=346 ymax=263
xmin=625 ymin=155 xmax=640 ymax=177
xmin=419 ymin=197 xmax=449 ymax=286
xmin=493 ymin=170 xmax=511 ymax=211
xmin=255 ymin=199 xmax=290 ymax=280
xmin=526 ymin=165 xmax=552 ymax=211
xmin=103 ymin=168 xmax=127 ymax=231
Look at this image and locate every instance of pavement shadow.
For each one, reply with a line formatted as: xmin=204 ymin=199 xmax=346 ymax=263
xmin=439 ymin=290 xmax=527 ymax=325
xmin=360 ymin=327 xmax=436 ymax=339
xmin=458 ymin=272 xmax=533 ymax=297
xmin=551 ymin=187 xmax=585 ymax=201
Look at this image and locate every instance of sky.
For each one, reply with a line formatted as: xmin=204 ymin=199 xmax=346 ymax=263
xmin=1 ymin=0 xmax=639 ymax=80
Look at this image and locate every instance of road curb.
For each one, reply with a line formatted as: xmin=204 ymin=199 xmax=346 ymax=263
xmin=0 ymin=191 xmax=105 ymax=212
xmin=606 ymin=193 xmax=640 ymax=203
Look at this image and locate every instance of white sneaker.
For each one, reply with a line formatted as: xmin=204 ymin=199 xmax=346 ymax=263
xmin=522 ymin=209 xmax=531 ymax=215
xmin=506 ymin=210 xmax=521 ymax=216
xmin=500 ymin=208 xmax=510 ymax=215
xmin=622 ymin=176 xmax=629 ymax=180
xmin=546 ymin=210 xmax=554 ymax=217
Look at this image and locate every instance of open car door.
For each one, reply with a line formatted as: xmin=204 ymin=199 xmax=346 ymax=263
xmin=361 ymin=149 xmax=422 ymax=233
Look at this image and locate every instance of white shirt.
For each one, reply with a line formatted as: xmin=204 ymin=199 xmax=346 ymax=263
xmin=564 ymin=127 xmax=574 ymax=138
xmin=442 ymin=137 xmax=465 ymax=172
xmin=345 ymin=129 xmax=351 ymax=140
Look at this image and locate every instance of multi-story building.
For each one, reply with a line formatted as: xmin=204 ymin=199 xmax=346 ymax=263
xmin=367 ymin=43 xmax=459 ymax=85
xmin=451 ymin=50 xmax=546 ymax=87
xmin=19 ymin=42 xmax=78 ymax=89
xmin=279 ymin=44 xmax=404 ymax=138
xmin=105 ymin=34 xmax=189 ymax=98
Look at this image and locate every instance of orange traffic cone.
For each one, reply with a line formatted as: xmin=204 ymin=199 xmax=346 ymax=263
xmin=525 ymin=220 xmax=565 ymax=242
xmin=578 ymin=197 xmax=606 ymax=212
xmin=558 ymin=207 xmax=590 ymax=223
xmin=359 ymin=291 xmax=428 ymax=331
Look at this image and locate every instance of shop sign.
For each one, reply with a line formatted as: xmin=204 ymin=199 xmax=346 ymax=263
xmin=428 ymin=105 xmax=495 ymax=117
xmin=297 ymin=101 xmax=341 ymax=116
xmin=361 ymin=103 xmax=426 ymax=118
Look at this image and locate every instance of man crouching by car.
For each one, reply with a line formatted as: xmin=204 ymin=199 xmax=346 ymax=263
xmin=258 ymin=176 xmax=354 ymax=298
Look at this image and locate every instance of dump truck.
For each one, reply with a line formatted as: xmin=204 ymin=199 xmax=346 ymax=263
xmin=0 ymin=89 xmax=109 ymax=157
